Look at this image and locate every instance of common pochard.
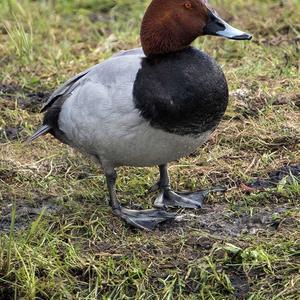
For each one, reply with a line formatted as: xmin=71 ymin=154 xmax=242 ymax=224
xmin=30 ymin=0 xmax=251 ymax=230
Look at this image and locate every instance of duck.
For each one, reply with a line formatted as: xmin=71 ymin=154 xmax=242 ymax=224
xmin=30 ymin=0 xmax=252 ymax=230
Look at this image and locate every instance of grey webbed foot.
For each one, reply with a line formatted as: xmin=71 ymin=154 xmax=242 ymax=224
xmin=113 ymin=207 xmax=175 ymax=231
xmin=152 ymin=164 xmax=225 ymax=209
xmin=105 ymin=169 xmax=175 ymax=231
xmin=154 ymin=187 xmax=225 ymax=209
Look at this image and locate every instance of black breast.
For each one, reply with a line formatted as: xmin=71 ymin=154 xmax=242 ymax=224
xmin=133 ymin=47 xmax=228 ymax=136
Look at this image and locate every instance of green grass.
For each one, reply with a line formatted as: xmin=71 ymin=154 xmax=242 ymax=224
xmin=0 ymin=0 xmax=300 ymax=299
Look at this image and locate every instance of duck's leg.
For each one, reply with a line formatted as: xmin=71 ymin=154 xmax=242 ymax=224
xmin=105 ymin=169 xmax=175 ymax=231
xmin=153 ymin=164 xmax=225 ymax=209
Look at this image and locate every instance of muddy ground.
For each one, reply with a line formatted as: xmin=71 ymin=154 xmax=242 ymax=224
xmin=1 ymin=164 xmax=299 ymax=236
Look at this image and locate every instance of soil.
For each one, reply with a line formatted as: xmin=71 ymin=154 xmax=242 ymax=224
xmin=1 ymin=126 xmax=24 ymax=141
xmin=175 ymin=203 xmax=293 ymax=237
xmin=246 ymin=164 xmax=300 ymax=190
xmin=0 ymin=196 xmax=60 ymax=233
xmin=0 ymin=84 xmax=50 ymax=142
xmin=0 ymin=83 xmax=50 ymax=113
xmin=228 ymin=269 xmax=251 ymax=300
xmin=1 ymin=165 xmax=299 ymax=238
xmin=1 ymin=165 xmax=299 ymax=300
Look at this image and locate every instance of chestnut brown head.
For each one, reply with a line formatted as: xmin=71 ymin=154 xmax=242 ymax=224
xmin=141 ymin=0 xmax=252 ymax=56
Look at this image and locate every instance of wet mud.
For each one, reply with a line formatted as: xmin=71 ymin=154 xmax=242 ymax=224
xmin=0 ymin=197 xmax=59 ymax=233
xmin=176 ymin=203 xmax=296 ymax=237
xmin=0 ymin=165 xmax=299 ymax=299
xmin=0 ymin=84 xmax=50 ymax=141
xmin=174 ymin=164 xmax=300 ymax=237
xmin=245 ymin=164 xmax=300 ymax=190
xmin=0 ymin=83 xmax=50 ymax=113
xmin=1 ymin=165 xmax=299 ymax=237
xmin=1 ymin=126 xmax=24 ymax=141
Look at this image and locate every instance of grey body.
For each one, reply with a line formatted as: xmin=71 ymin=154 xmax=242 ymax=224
xmin=53 ymin=49 xmax=212 ymax=169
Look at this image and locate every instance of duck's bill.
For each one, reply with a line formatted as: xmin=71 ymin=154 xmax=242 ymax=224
xmin=203 ymin=11 xmax=252 ymax=41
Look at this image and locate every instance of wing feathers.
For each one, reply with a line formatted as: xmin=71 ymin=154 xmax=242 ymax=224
xmin=28 ymin=125 xmax=51 ymax=142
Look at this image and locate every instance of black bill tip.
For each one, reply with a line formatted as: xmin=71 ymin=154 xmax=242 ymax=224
xmin=203 ymin=11 xmax=252 ymax=41
xmin=230 ymin=33 xmax=252 ymax=41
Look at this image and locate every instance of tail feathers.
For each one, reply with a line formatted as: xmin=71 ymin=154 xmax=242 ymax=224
xmin=28 ymin=125 xmax=51 ymax=142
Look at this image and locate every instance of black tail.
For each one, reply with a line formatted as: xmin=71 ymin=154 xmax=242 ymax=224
xmin=27 ymin=125 xmax=51 ymax=142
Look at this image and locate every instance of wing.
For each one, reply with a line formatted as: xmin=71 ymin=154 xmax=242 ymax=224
xmin=41 ymin=67 xmax=93 ymax=112
xmin=41 ymin=47 xmax=144 ymax=113
xmin=30 ymin=48 xmax=144 ymax=142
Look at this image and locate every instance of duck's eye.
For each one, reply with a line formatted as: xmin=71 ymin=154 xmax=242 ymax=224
xmin=184 ymin=1 xmax=193 ymax=9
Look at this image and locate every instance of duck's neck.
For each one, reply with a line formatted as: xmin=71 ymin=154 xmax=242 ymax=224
xmin=140 ymin=2 xmax=196 ymax=56
xmin=141 ymin=21 xmax=190 ymax=57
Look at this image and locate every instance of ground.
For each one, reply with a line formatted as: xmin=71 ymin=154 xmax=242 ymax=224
xmin=0 ymin=0 xmax=299 ymax=299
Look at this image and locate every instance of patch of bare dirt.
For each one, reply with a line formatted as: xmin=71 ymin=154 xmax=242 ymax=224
xmin=230 ymin=88 xmax=269 ymax=118
xmin=244 ymin=164 xmax=300 ymax=190
xmin=0 ymin=83 xmax=50 ymax=141
xmin=0 ymin=125 xmax=24 ymax=142
xmin=0 ymin=284 xmax=14 ymax=300
xmin=176 ymin=204 xmax=296 ymax=237
xmin=0 ymin=167 xmax=17 ymax=185
xmin=228 ymin=269 xmax=251 ymax=300
xmin=230 ymin=89 xmax=300 ymax=119
xmin=0 ymin=83 xmax=50 ymax=113
xmin=171 ymin=164 xmax=300 ymax=237
xmin=0 ymin=197 xmax=60 ymax=233
xmin=274 ymin=93 xmax=300 ymax=108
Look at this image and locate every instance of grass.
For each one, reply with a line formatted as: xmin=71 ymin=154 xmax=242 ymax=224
xmin=0 ymin=0 xmax=300 ymax=299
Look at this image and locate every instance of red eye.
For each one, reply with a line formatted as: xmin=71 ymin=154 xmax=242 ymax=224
xmin=184 ymin=1 xmax=193 ymax=9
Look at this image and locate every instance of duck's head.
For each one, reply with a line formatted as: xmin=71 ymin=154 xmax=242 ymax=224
xmin=141 ymin=0 xmax=252 ymax=56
